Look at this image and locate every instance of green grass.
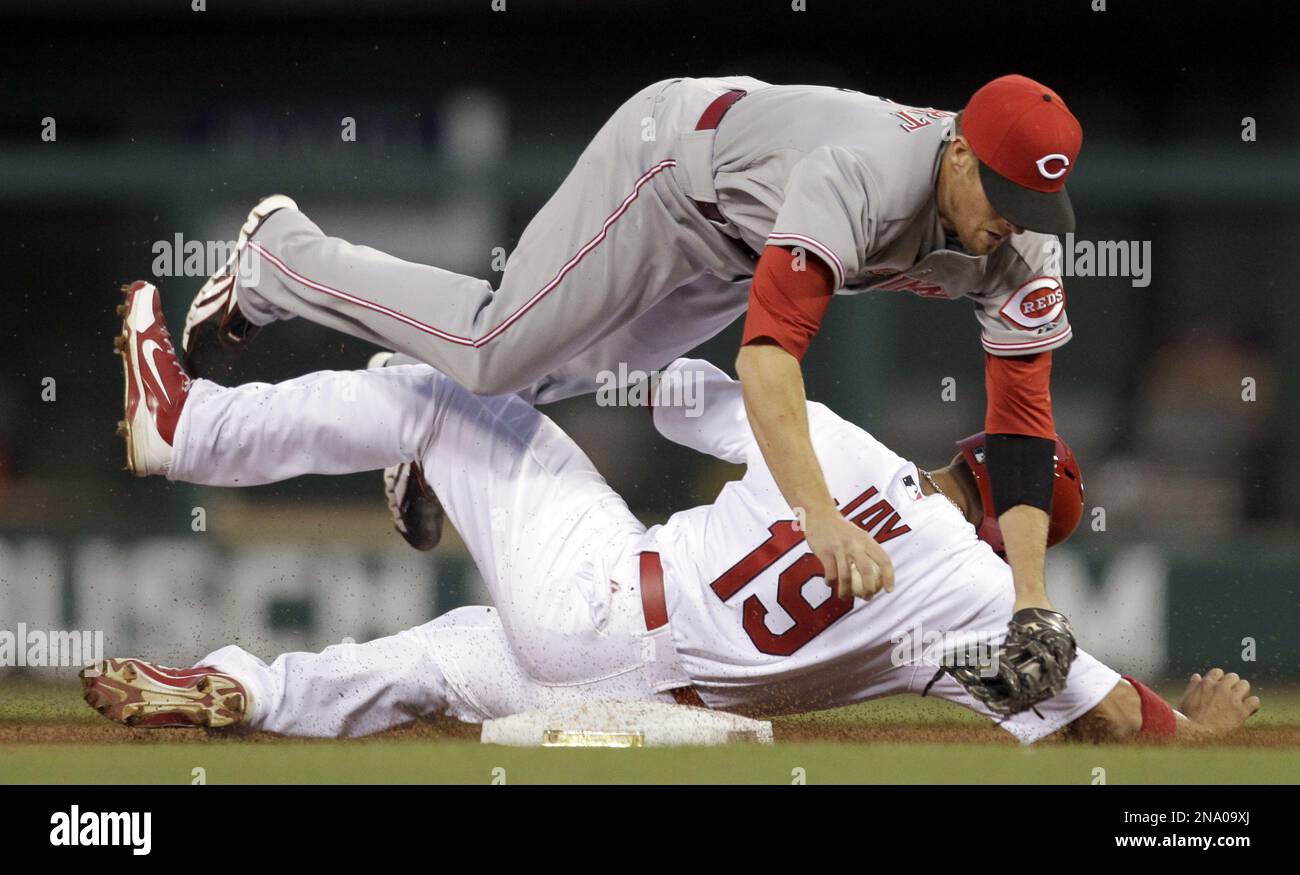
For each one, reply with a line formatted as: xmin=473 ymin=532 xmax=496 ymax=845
xmin=4 ymin=740 xmax=1299 ymax=785
xmin=4 ymin=679 xmax=1299 ymax=785
xmin=0 ymin=680 xmax=100 ymax=726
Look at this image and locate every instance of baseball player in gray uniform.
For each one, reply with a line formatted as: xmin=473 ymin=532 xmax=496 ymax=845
xmin=181 ymin=73 xmax=1083 ymax=649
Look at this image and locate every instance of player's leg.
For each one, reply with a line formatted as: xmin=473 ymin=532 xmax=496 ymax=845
xmin=160 ymin=345 xmax=661 ymax=687
xmin=197 ymin=608 xmax=499 ymax=737
xmin=202 ymin=79 xmax=750 ymax=396
xmin=514 ymin=273 xmax=752 ymax=405
xmin=162 ymin=342 xmax=632 ymax=598
xmin=369 ymin=272 xmax=749 ymax=409
xmin=86 ymin=606 xmax=672 ymax=737
xmin=117 ymin=279 xmax=446 ymax=484
xmin=403 ymin=366 xmax=658 ymax=687
xmin=165 ymin=356 xmax=629 ymax=601
xmin=166 ymin=363 xmax=447 ymax=487
xmin=371 ymin=273 xmax=749 ymax=551
xmin=163 ymin=353 xmax=627 ymax=608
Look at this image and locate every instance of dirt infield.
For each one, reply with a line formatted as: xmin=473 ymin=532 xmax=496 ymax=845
xmin=2 ymin=681 xmax=1300 ymax=754
xmin=5 ymin=680 xmax=1300 ymax=784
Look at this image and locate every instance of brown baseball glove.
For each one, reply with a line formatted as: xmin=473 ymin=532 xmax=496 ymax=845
xmin=923 ymin=607 xmax=1077 ymax=720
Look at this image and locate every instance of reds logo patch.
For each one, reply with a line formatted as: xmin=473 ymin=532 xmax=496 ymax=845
xmin=999 ymin=277 xmax=1066 ymax=330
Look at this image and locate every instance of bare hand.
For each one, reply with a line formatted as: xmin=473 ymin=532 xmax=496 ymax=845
xmin=1178 ymin=668 xmax=1260 ymax=735
xmin=803 ymin=509 xmax=895 ymax=601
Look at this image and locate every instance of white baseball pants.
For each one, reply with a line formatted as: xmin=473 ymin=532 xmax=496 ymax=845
xmin=169 ymin=364 xmax=676 ymax=737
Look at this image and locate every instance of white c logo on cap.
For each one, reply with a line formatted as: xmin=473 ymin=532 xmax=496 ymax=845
xmin=1035 ymin=153 xmax=1070 ymax=180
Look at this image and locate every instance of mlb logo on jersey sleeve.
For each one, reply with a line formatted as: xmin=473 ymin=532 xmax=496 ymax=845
xmin=902 ymin=473 xmax=923 ymax=502
xmin=999 ymin=276 xmax=1065 ymax=330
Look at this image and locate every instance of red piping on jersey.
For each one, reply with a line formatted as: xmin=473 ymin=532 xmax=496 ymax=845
xmin=766 ymin=232 xmax=846 ymax=288
xmin=247 ymin=159 xmax=679 ymax=349
xmin=982 ymin=325 xmax=1072 ymax=353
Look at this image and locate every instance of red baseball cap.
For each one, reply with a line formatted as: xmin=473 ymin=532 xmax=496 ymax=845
xmin=962 ymin=74 xmax=1082 ymax=235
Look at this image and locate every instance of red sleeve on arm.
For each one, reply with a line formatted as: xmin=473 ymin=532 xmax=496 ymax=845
xmin=1121 ymin=676 xmax=1178 ymax=739
xmin=740 ymin=245 xmax=835 ymax=361
xmin=984 ymin=351 xmax=1056 ymax=439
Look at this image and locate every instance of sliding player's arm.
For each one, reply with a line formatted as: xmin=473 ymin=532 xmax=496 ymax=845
xmin=1061 ymin=669 xmax=1260 ymax=743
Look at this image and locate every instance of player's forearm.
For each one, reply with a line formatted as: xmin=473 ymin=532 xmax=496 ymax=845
xmin=1065 ymin=678 xmax=1218 ymax=743
xmin=1060 ymin=679 xmax=1143 ymax=742
xmin=983 ymin=431 xmax=1056 ymax=609
xmin=1106 ymin=683 xmax=1199 ymax=742
xmin=735 ymin=342 xmax=837 ymax=520
xmin=999 ymin=504 xmax=1050 ymax=610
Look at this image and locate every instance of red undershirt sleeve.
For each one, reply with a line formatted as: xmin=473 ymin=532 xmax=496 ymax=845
xmin=740 ymin=245 xmax=836 ymax=361
xmin=1122 ymin=676 xmax=1178 ymax=738
xmin=984 ymin=351 xmax=1056 ymax=438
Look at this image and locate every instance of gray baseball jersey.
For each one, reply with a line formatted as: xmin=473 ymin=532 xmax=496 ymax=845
xmin=704 ymin=80 xmax=1070 ymax=356
xmin=236 ymin=76 xmax=1069 ymax=406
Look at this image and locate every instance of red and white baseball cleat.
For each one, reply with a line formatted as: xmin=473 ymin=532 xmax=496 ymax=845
xmin=114 ymin=280 xmax=191 ymax=477
xmin=80 ymin=658 xmax=250 ymax=729
xmin=181 ymin=193 xmax=297 ymax=378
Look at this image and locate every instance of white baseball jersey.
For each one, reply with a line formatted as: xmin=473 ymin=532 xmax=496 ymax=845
xmin=175 ymin=357 xmax=1116 ymax=743
xmin=647 ymin=359 xmax=1108 ymax=721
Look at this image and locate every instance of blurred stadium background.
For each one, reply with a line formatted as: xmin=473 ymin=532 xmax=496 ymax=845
xmin=1 ymin=1 xmax=1296 ymax=687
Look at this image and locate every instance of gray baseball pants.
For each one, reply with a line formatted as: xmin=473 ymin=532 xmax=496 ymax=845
xmin=237 ymin=77 xmax=761 ymax=404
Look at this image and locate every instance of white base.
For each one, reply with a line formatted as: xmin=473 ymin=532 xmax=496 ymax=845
xmin=480 ymin=700 xmax=774 ymax=747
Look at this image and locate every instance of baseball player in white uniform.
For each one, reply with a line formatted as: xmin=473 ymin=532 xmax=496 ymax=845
xmin=180 ymin=73 xmax=1086 ymax=626
xmin=91 ymin=281 xmax=1261 ymax=743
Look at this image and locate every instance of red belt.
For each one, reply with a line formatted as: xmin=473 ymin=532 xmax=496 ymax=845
xmin=696 ymin=88 xmax=747 ymax=132
xmin=640 ymin=551 xmax=670 ymax=630
xmin=638 ymin=551 xmax=705 ymax=708
xmin=689 ymin=89 xmax=746 ymax=224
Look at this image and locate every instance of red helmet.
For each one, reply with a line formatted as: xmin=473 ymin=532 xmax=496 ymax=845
xmin=954 ymin=432 xmax=1084 ymax=554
